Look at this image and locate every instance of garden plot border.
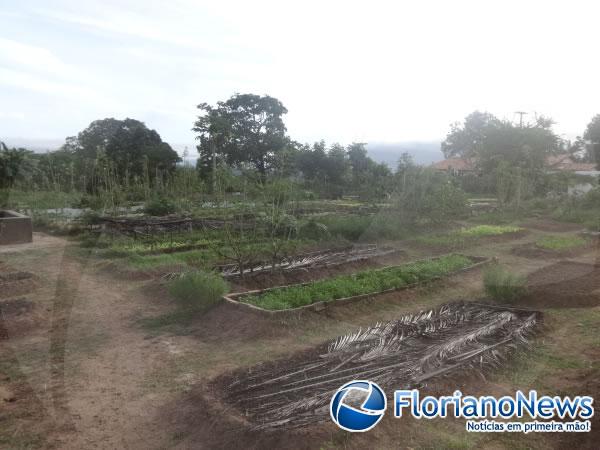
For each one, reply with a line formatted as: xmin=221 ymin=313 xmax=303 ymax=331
xmin=222 ymin=254 xmax=491 ymax=315
xmin=217 ymin=244 xmax=402 ymax=279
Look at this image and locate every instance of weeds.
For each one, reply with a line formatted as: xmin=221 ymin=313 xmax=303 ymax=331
xmin=144 ymin=195 xmax=178 ymax=216
xmin=416 ymin=225 xmax=522 ymax=248
xmin=168 ymin=270 xmax=228 ymax=310
xmin=139 ymin=271 xmax=228 ymax=333
xmin=459 ymin=225 xmax=522 ymax=237
xmin=483 ymin=264 xmax=526 ymax=303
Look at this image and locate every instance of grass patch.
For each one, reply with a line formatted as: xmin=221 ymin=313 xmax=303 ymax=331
xmin=139 ymin=271 xmax=228 ymax=333
xmin=535 ymin=235 xmax=587 ymax=251
xmin=483 ymin=264 xmax=526 ymax=303
xmin=125 ymin=249 xmax=217 ymax=270
xmin=317 ymin=213 xmax=415 ymax=241
xmin=168 ymin=270 xmax=228 ymax=310
xmin=241 ymin=254 xmax=473 ymax=310
xmin=416 ymin=225 xmax=523 ymax=247
xmin=459 ymin=224 xmax=522 ymax=237
xmin=138 ymin=309 xmax=199 ymax=332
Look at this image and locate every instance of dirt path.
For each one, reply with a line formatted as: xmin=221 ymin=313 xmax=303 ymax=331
xmin=1 ymin=235 xmax=187 ymax=449
xmin=56 ymin=266 xmax=169 ymax=449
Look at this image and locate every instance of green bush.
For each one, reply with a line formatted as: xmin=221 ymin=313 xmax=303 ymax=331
xmin=298 ymin=219 xmax=330 ymax=240
xmin=319 ymin=214 xmax=372 ymax=241
xmin=167 ymin=271 xmax=228 ymax=310
xmin=483 ymin=264 xmax=526 ymax=303
xmin=144 ymin=195 xmax=177 ymax=216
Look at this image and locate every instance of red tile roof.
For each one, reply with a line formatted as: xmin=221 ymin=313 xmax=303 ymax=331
xmin=430 ymin=157 xmax=476 ymax=171
xmin=431 ymin=155 xmax=597 ymax=173
xmin=545 ymin=154 xmax=596 ymax=172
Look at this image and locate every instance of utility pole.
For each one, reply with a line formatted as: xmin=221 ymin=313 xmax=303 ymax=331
xmin=211 ymin=138 xmax=217 ymax=194
xmin=515 ymin=111 xmax=527 ymax=128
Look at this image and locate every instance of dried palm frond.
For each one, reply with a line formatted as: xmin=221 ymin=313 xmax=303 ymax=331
xmin=219 ymin=301 xmax=541 ymax=430
xmin=219 ymin=245 xmax=399 ymax=278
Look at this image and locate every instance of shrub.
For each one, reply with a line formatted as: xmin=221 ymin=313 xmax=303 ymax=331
xmin=483 ymin=264 xmax=526 ymax=303
xmin=319 ymin=215 xmax=371 ymax=241
xmin=298 ymin=219 xmax=330 ymax=240
xmin=144 ymin=195 xmax=177 ymax=216
xmin=168 ymin=271 xmax=228 ymax=310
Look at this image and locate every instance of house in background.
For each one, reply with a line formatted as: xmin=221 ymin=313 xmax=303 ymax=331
xmin=544 ymin=154 xmax=598 ymax=175
xmin=431 ymin=154 xmax=599 ymax=195
xmin=430 ymin=157 xmax=476 ymax=175
xmin=431 ymin=154 xmax=598 ymax=175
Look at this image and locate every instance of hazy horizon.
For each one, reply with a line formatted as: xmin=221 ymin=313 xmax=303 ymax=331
xmin=1 ymin=136 xmax=445 ymax=168
xmin=2 ymin=1 xmax=598 ymax=148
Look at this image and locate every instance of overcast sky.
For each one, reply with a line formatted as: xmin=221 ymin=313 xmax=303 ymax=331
xmin=1 ymin=0 xmax=599 ymax=151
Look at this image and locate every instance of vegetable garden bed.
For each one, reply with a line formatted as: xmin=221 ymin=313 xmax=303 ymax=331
xmin=217 ymin=244 xmax=401 ymax=278
xmin=414 ymin=225 xmax=525 ymax=248
xmin=223 ymin=254 xmax=490 ymax=313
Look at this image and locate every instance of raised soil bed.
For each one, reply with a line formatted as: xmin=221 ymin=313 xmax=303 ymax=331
xmin=215 ymin=301 xmax=541 ymax=430
xmin=523 ymin=261 xmax=600 ymax=308
xmin=222 ymin=254 xmax=491 ymax=314
xmin=218 ymin=244 xmax=402 ymax=279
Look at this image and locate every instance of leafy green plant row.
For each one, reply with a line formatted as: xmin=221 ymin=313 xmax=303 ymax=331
xmin=240 ymin=254 xmax=474 ymax=310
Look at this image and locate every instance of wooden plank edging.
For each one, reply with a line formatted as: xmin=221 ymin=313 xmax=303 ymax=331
xmin=221 ymin=254 xmax=492 ymax=316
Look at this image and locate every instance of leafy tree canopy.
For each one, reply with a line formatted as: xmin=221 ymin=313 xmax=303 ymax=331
xmin=194 ymin=93 xmax=288 ymax=178
xmin=442 ymin=111 xmax=562 ymax=171
xmin=0 ymin=142 xmax=36 ymax=189
xmin=68 ymin=118 xmax=180 ymax=180
xmin=441 ymin=111 xmax=501 ymax=159
xmin=583 ymin=115 xmax=600 ymax=168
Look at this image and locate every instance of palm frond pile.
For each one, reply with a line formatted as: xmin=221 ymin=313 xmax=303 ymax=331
xmin=219 ymin=244 xmax=400 ymax=278
xmin=220 ymin=301 xmax=541 ymax=430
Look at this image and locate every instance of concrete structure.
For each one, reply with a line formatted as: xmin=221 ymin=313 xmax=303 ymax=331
xmin=0 ymin=210 xmax=33 ymax=245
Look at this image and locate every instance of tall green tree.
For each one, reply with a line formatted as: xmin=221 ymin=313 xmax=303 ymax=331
xmin=67 ymin=118 xmax=180 ymax=187
xmin=0 ymin=142 xmax=35 ymax=189
xmin=69 ymin=118 xmax=123 ymax=159
xmin=441 ymin=111 xmax=501 ymax=159
xmin=584 ymin=115 xmax=600 ymax=169
xmin=193 ymin=94 xmax=288 ymax=180
xmin=104 ymin=119 xmax=180 ymax=181
xmin=477 ymin=116 xmax=561 ymax=172
xmin=442 ymin=111 xmax=562 ymax=171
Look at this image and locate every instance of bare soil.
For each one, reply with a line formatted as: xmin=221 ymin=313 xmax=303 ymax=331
xmin=522 ymin=218 xmax=585 ymax=232
xmin=0 ymin=270 xmax=37 ymax=299
xmin=512 ymin=240 xmax=598 ymax=259
xmin=2 ymin=220 xmax=599 ymax=449
xmin=523 ymin=261 xmax=600 ymax=308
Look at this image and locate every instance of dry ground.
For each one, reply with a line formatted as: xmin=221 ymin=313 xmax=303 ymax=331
xmin=0 ymin=223 xmax=598 ymax=449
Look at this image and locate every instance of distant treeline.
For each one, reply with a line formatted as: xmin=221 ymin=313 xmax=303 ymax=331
xmin=1 ymin=93 xmax=599 ymax=204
